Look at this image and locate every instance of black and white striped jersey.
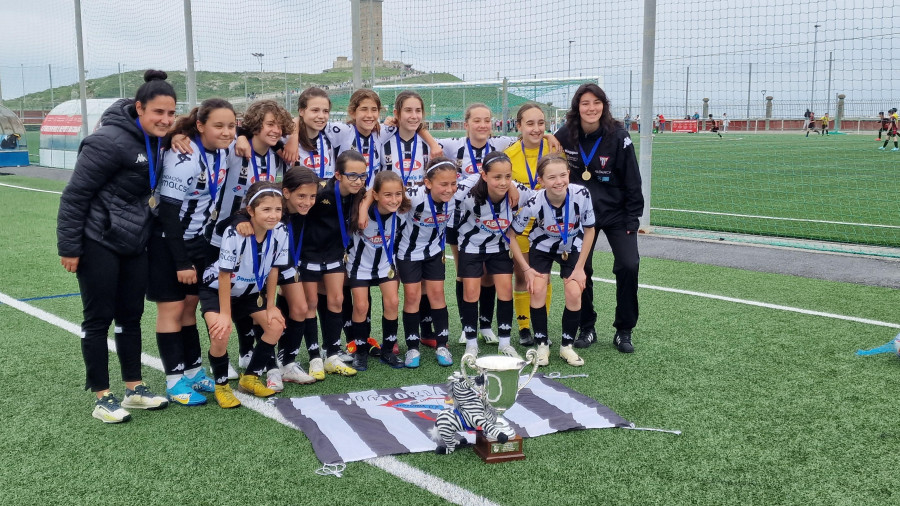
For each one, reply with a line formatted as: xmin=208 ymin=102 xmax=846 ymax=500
xmin=300 ymin=178 xmax=356 ymax=270
xmin=209 ymin=143 xmax=286 ymax=247
xmin=380 ymin=131 xmax=432 ymax=186
xmin=158 ymin=140 xmax=227 ymax=240
xmin=202 ymin=223 xmax=289 ymax=297
xmin=439 ymin=136 xmax=517 ymax=176
xmin=448 ymin=175 xmax=534 ymax=254
xmin=346 ymin=208 xmax=398 ymax=281
xmin=296 ymin=130 xmax=337 ymax=179
xmin=329 ymin=123 xmax=396 ymax=187
xmin=395 ymin=185 xmax=450 ymax=261
xmin=511 ymin=185 xmax=595 ymax=255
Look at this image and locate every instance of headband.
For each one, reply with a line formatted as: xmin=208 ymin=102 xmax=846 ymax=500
xmin=247 ymin=188 xmax=284 ymax=206
xmin=426 ymin=161 xmax=457 ymax=175
xmin=483 ymin=153 xmax=511 ymax=169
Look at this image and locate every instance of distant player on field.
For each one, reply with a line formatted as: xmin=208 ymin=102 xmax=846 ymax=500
xmin=820 ymin=113 xmax=829 ymax=136
xmin=879 ymin=108 xmax=899 ymax=151
xmin=877 ymin=112 xmax=888 ymax=141
xmin=709 ymin=114 xmax=722 ymax=138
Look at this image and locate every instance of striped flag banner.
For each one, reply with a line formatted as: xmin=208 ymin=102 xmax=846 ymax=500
xmin=275 ymin=374 xmax=631 ymax=464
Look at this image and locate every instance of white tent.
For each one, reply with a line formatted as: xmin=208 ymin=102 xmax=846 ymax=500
xmin=39 ymin=99 xmax=119 ymax=170
xmin=0 ymin=104 xmax=28 ymax=167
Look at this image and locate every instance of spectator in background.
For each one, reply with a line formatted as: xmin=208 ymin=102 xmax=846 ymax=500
xmin=635 ymin=114 xmax=641 ymax=133
xmin=658 ymin=113 xmax=666 ymax=133
xmin=722 ymin=113 xmax=729 ymax=132
xmin=624 ymin=113 xmax=632 ymax=131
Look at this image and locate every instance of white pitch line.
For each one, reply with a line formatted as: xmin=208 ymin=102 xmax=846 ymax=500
xmin=651 ymin=207 xmax=900 ymax=229
xmin=0 ymin=182 xmax=62 ymax=194
xmin=0 ymin=291 xmax=499 ymax=506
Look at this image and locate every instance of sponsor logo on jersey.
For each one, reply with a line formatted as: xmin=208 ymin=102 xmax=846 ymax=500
xmin=365 ymin=234 xmax=393 ymax=247
xmin=546 ymin=223 xmax=576 ymax=234
xmin=422 ymin=214 xmax=448 ymax=225
xmin=175 ymin=153 xmax=191 ymax=166
xmin=303 ymin=154 xmax=329 ymax=168
xmin=394 ymin=159 xmax=423 ymax=172
xmin=462 ymin=162 xmax=481 ymax=175
xmin=624 ymin=137 xmax=633 ymax=148
xmin=135 ymin=153 xmax=148 ymax=164
xmin=598 ymin=156 xmax=609 ymax=168
xmin=480 ymin=218 xmax=510 ymax=233
xmin=232 ymin=185 xmax=243 ymax=193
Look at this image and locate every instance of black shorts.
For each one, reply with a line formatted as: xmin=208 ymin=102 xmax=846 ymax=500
xmin=198 ymin=285 xmax=267 ymax=321
xmin=445 ymin=227 xmax=459 ymax=246
xmin=396 ymin=253 xmax=446 ymax=284
xmin=299 ymin=263 xmax=345 ymax=282
xmin=146 ymin=235 xmax=211 ymax=302
xmin=278 ymin=266 xmax=302 ymax=286
xmin=348 ymin=276 xmax=396 ymax=288
xmin=456 ymin=250 xmax=513 ymax=278
xmin=529 ymin=248 xmax=580 ymax=279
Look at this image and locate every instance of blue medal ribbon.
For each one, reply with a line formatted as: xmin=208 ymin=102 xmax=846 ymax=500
xmin=579 ymin=136 xmax=603 ymax=170
xmin=427 ymin=193 xmax=447 ymax=253
xmin=250 ymin=147 xmax=273 ymax=183
xmin=355 ymin=128 xmax=375 ymax=185
xmin=520 ymin=140 xmax=543 ymax=189
xmin=489 ymin=195 xmax=512 ymax=247
xmin=194 ymin=136 xmax=220 ymax=205
xmin=545 ymin=189 xmax=571 ymax=252
xmin=317 ymin=132 xmax=327 ymax=178
xmin=333 ymin=181 xmax=350 ymax=251
xmin=465 ymin=138 xmax=489 ymax=174
xmin=394 ymin=132 xmax=418 ymax=185
xmin=250 ymin=231 xmax=273 ymax=295
xmin=134 ymin=117 xmax=158 ymax=195
xmin=374 ymin=208 xmax=397 ymax=270
xmin=288 ymin=220 xmax=304 ymax=270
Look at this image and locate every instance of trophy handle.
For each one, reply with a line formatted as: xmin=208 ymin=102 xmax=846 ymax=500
xmin=460 ymin=353 xmax=478 ymax=387
xmin=517 ymin=348 xmax=540 ymax=393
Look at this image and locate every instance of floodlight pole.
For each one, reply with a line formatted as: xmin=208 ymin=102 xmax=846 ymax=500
xmin=184 ymin=0 xmax=198 ymax=108
xmin=809 ymin=24 xmax=820 ymax=111
xmin=74 ymin=0 xmax=89 ymax=137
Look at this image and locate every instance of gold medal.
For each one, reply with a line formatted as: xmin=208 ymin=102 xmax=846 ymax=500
xmin=343 ymin=253 xmax=349 ymax=263
xmin=441 ymin=255 xmax=446 ymax=265
xmin=210 ymin=209 xmax=218 ymax=221
xmin=148 ymin=195 xmax=157 ymax=208
xmin=388 ymin=267 xmax=395 ymax=279
xmin=509 ymin=249 xmax=513 ymax=259
xmin=257 ymin=294 xmax=264 ymax=307
xmin=581 ymin=170 xmax=591 ymax=181
xmin=294 ymin=271 xmax=299 ymax=283
xmin=562 ymin=252 xmax=569 ymax=261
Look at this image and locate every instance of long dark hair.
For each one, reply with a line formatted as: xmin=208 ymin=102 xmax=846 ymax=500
xmin=336 ymin=150 xmax=367 ymax=229
xmin=237 ymin=181 xmax=283 ymax=221
xmin=350 ymin=171 xmax=410 ymax=233
xmin=171 ymin=98 xmax=235 ymax=140
xmin=565 ymin=83 xmax=621 ymax=146
xmin=282 ymin=165 xmax=319 ymax=192
xmin=470 ymin=151 xmax=512 ymax=206
xmin=298 ymin=87 xmax=331 ymax=152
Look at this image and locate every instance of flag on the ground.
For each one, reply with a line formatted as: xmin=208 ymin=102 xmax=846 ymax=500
xmin=275 ymin=374 xmax=631 ymax=464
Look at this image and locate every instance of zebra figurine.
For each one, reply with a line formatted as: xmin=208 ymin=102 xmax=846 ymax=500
xmin=431 ymin=372 xmax=510 ymax=454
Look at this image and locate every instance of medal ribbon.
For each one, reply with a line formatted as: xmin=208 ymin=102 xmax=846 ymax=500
xmin=333 ymin=181 xmax=350 ymax=251
xmin=427 ymin=193 xmax=447 ymax=253
xmin=578 ymin=136 xmax=603 ymax=173
xmin=250 ymin=148 xmax=273 ymax=183
xmin=374 ymin=209 xmax=397 ymax=270
xmin=288 ymin=220 xmax=304 ymax=270
xmin=489 ymin=195 xmax=511 ymax=247
xmin=135 ymin=118 xmax=159 ymax=194
xmin=520 ymin=140 xmax=543 ymax=189
xmin=394 ymin=132 xmax=418 ymax=185
xmin=250 ymin=231 xmax=273 ymax=295
xmin=545 ymin=189 xmax=571 ymax=251
xmin=355 ymin=128 xmax=376 ymax=185
xmin=317 ymin=132 xmax=327 ymax=178
xmin=465 ymin=138 xmax=489 ymax=174
xmin=194 ymin=136 xmax=220 ymax=204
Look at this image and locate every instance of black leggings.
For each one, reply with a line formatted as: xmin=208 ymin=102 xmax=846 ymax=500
xmin=77 ymin=239 xmax=148 ymax=391
xmin=580 ymin=225 xmax=640 ymax=333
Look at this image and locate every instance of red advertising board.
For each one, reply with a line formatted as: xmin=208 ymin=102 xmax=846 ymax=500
xmin=671 ymin=119 xmax=698 ymax=133
xmin=40 ymin=115 xmax=83 ymax=136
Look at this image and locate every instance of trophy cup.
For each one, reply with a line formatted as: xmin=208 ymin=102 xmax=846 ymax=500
xmin=460 ymin=349 xmax=539 ymax=463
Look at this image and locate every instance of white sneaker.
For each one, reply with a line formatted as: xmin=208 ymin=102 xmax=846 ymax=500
xmin=498 ymin=344 xmax=521 ymax=359
xmin=458 ymin=330 xmax=467 ymax=344
xmin=404 ymin=349 xmax=421 ymax=368
xmin=309 ymin=357 xmax=325 ymax=381
xmin=92 ymin=392 xmax=131 ymax=423
xmin=536 ymin=343 xmax=550 ymax=367
xmin=266 ymin=368 xmax=284 ymax=392
xmin=464 ymin=341 xmax=479 ymax=357
xmin=480 ymin=328 xmax=498 ymax=344
xmin=121 ymin=382 xmax=169 ymax=410
xmin=282 ymin=362 xmax=315 ymax=385
xmin=559 ymin=345 xmax=585 ymax=367
xmin=238 ymin=351 xmax=253 ymax=369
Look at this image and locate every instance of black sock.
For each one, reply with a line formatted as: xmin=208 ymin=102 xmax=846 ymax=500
xmin=181 ymin=324 xmax=202 ymax=371
xmin=479 ymin=285 xmax=496 ymax=330
xmin=234 ymin=316 xmax=257 ymax=358
xmin=281 ymin=318 xmax=304 ymax=366
xmin=352 ymin=320 xmax=369 ymax=353
xmin=497 ymin=299 xmax=513 ymax=339
xmin=382 ymin=316 xmax=399 ymax=352
xmin=455 ymin=280 xmax=463 ymax=312
xmin=341 ymin=286 xmax=353 ymax=343
xmin=304 ymin=316 xmax=320 ymax=360
xmin=156 ymin=331 xmax=184 ymax=376
xmin=884 ymin=140 xmax=889 ymax=148
xmin=209 ymin=352 xmax=230 ymax=385
xmin=403 ymin=310 xmax=421 ymax=351
xmin=460 ymin=299 xmax=478 ymax=341
xmin=530 ymin=306 xmax=549 ymax=345
xmin=562 ymin=308 xmax=580 ymax=346
xmin=246 ymin=340 xmax=275 ymax=377
xmin=322 ymin=309 xmax=344 ymax=356
xmin=432 ymin=306 xmax=449 ymax=347
xmin=419 ymin=294 xmax=434 ymax=339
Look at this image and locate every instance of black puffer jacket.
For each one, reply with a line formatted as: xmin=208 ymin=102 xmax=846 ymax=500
xmin=57 ymin=99 xmax=158 ymax=257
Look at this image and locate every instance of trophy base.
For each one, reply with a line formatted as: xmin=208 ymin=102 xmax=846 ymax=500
xmin=474 ymin=430 xmax=525 ymax=463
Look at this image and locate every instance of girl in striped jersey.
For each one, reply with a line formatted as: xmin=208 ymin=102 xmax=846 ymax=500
xmin=344 ymin=170 xmax=410 ymax=371
xmin=395 ymin=157 xmax=458 ymax=368
xmin=449 ymin=151 xmax=534 ymax=358
xmin=504 ymin=103 xmax=555 ymax=347
xmin=330 ymin=89 xmax=395 ymax=185
xmin=380 ymin=91 xmax=435 ymax=187
xmin=287 ymin=87 xmax=337 ymax=178
xmin=298 ymin=151 xmax=368 ymax=377
xmin=509 ymin=156 xmax=596 ymax=367
xmin=199 ymin=182 xmax=289 ymax=408
xmin=148 ymin=98 xmax=236 ymax=406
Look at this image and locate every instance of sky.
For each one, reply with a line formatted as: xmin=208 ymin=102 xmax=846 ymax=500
xmin=1 ymin=0 xmax=897 ymax=117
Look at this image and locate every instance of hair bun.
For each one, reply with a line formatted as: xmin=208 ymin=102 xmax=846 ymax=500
xmin=143 ymin=69 xmax=168 ymax=83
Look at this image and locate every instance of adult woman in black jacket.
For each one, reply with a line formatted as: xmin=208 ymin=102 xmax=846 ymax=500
xmin=553 ymin=83 xmax=643 ymax=353
xmin=57 ymin=70 xmax=175 ymax=423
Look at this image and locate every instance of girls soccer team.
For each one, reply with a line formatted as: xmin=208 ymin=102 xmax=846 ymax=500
xmin=59 ymin=72 xmax=640 ymax=422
